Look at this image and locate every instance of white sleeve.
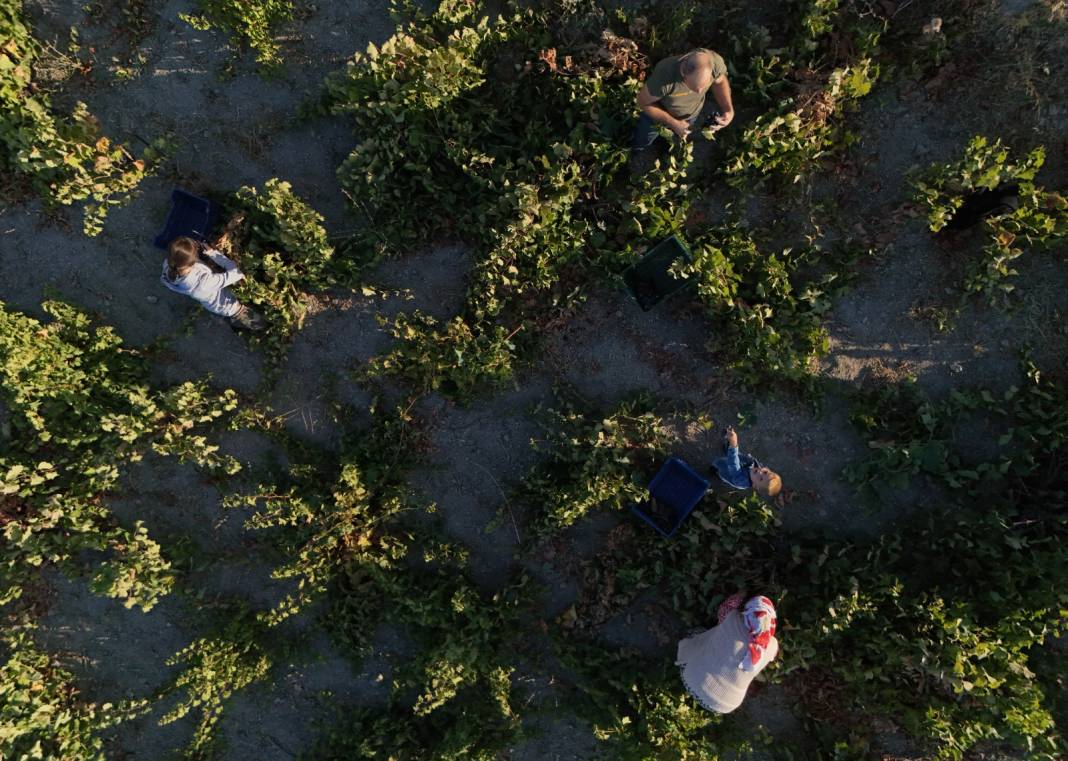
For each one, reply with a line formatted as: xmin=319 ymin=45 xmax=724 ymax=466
xmin=202 ymin=249 xmax=244 ymax=287
xmin=203 ymin=248 xmax=240 ymax=271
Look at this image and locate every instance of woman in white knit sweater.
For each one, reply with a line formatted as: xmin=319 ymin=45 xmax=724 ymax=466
xmin=676 ymin=594 xmax=779 ymax=713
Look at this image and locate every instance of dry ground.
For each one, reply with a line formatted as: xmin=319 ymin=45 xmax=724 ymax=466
xmin=2 ymin=0 xmax=1066 ymax=757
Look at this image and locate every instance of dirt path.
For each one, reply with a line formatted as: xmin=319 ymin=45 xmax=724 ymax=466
xmin=2 ymin=0 xmax=1066 ymax=758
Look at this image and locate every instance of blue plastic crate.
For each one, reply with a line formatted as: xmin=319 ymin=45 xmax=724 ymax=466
xmin=631 ymin=456 xmax=710 ymax=538
xmin=153 ymin=188 xmax=220 ymax=249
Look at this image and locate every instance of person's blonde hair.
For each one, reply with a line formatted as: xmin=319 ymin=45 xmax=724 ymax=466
xmin=167 ymin=237 xmax=199 ymax=280
xmin=756 ymin=471 xmax=783 ymax=499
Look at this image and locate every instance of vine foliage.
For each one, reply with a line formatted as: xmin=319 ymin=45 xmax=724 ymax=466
xmin=323 ymin=0 xmax=881 ymax=397
xmin=517 ymin=395 xmax=670 ymax=541
xmin=0 ymin=627 xmax=148 ymax=759
xmin=229 ymin=404 xmax=531 ymax=757
xmin=0 ymin=300 xmax=238 ymax=611
xmin=218 ymin=178 xmax=361 ymax=367
xmin=531 ymin=379 xmax=1065 ymax=758
xmin=912 ymin=135 xmax=1067 ymax=304
xmin=180 ymin=0 xmax=294 ymax=69
xmin=0 ymin=4 xmax=159 ymax=235
xmin=158 ymin=615 xmax=273 ymax=758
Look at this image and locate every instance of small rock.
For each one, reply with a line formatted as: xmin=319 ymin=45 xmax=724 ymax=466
xmin=146 ymin=295 xmax=158 ymax=303
xmin=950 ymin=362 xmax=963 ymax=374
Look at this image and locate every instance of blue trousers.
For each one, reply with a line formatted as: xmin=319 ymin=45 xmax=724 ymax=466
xmin=631 ymin=111 xmax=701 ymax=151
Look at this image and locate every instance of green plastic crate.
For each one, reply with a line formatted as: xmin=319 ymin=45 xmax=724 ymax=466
xmin=622 ymin=235 xmax=693 ymax=311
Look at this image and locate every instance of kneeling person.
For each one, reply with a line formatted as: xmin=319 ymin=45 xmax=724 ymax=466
xmin=160 ymin=236 xmax=265 ymax=332
xmin=676 ymin=594 xmax=779 ymax=713
xmin=633 ymin=48 xmax=735 ymax=151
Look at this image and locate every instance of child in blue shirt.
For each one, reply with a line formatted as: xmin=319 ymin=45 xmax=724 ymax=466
xmin=713 ymin=426 xmax=782 ymax=498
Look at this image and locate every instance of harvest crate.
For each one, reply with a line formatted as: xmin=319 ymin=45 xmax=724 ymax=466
xmin=622 ymin=235 xmax=693 ymax=311
xmin=631 ymin=456 xmax=710 ymax=538
xmin=153 ymin=188 xmax=220 ymax=249
xmin=943 ymin=182 xmax=1020 ymax=231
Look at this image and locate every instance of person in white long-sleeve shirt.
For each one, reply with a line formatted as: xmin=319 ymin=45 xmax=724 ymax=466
xmin=160 ymin=236 xmax=264 ymax=331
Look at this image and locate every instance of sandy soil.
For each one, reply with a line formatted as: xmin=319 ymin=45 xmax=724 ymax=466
xmin=2 ymin=0 xmax=1067 ymax=758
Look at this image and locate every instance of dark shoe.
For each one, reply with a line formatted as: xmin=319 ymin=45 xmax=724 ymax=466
xmin=228 ymin=306 xmax=266 ymax=333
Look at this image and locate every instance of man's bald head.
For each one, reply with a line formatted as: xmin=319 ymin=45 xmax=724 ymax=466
xmin=680 ymin=50 xmax=714 ymax=93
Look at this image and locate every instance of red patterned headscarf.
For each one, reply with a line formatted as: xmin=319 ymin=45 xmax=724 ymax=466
xmin=739 ymin=596 xmax=777 ymax=671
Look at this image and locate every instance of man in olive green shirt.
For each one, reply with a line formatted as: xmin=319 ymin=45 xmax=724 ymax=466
xmin=632 ymin=48 xmax=735 ymax=151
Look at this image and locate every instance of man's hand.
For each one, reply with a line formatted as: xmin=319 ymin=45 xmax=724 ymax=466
xmin=724 ymin=425 xmax=739 ymax=449
xmin=669 ymin=118 xmax=691 ymax=140
xmin=711 ymin=110 xmax=734 ymax=130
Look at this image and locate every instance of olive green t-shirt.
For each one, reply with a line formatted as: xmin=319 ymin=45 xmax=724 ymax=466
xmin=644 ymin=49 xmax=728 ymax=119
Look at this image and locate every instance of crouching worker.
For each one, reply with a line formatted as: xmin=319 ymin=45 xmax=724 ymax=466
xmin=676 ymin=594 xmax=779 ymax=713
xmin=160 ymin=236 xmax=265 ymax=332
xmin=633 ymin=48 xmax=735 ymax=151
xmin=714 ymin=426 xmax=782 ymax=498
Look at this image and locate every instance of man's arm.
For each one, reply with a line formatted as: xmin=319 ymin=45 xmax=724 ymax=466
xmin=708 ymin=75 xmax=734 ymax=129
xmin=637 ymin=84 xmax=691 ymax=139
